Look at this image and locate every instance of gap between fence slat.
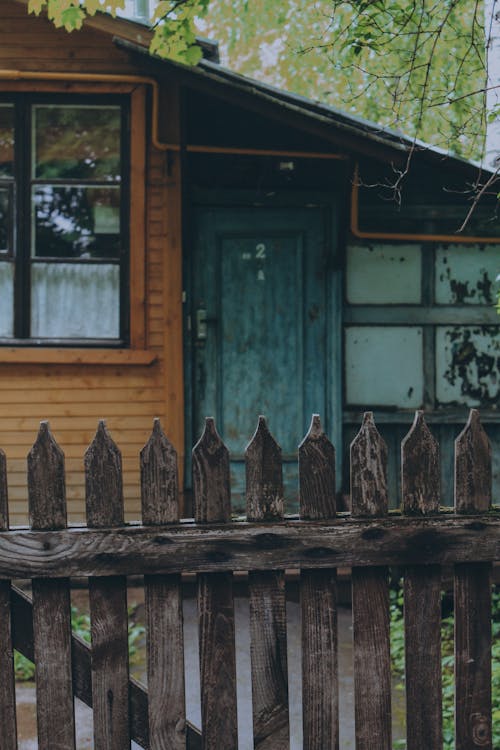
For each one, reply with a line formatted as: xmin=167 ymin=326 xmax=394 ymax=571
xmin=141 ymin=419 xmax=186 ymax=750
xmin=299 ymin=415 xmax=338 ymax=750
xmin=10 ymin=585 xmax=203 ymax=750
xmin=454 ymin=410 xmax=493 ymax=750
xmin=85 ymin=421 xmax=130 ymax=750
xmin=350 ymin=413 xmax=392 ymax=750
xmin=401 ymin=411 xmax=443 ymax=750
xmin=193 ymin=419 xmax=238 ymax=750
xmin=29 ymin=423 xmax=76 ymax=750
xmin=0 ymin=447 xmax=17 ymax=750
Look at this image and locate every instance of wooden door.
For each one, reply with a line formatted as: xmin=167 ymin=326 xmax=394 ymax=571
xmin=189 ymin=204 xmax=338 ymax=511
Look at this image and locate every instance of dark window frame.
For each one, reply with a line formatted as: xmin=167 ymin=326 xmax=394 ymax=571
xmin=0 ymin=93 xmax=130 ymax=347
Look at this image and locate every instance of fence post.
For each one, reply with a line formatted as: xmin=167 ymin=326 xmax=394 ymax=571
xmin=0 ymin=446 xmax=17 ymax=750
xmin=350 ymin=412 xmax=391 ymax=750
xmin=141 ymin=419 xmax=186 ymax=750
xmin=246 ymin=416 xmax=289 ymax=749
xmin=299 ymin=414 xmax=338 ymax=750
xmin=193 ymin=418 xmax=238 ymax=750
xmin=29 ymin=422 xmax=76 ymax=750
xmin=401 ymin=410 xmax=442 ymax=750
xmin=454 ymin=409 xmax=492 ymax=750
xmin=85 ymin=421 xmax=130 ymax=750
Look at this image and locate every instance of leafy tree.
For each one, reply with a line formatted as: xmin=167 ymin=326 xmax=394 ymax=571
xmin=29 ymin=0 xmax=496 ymax=163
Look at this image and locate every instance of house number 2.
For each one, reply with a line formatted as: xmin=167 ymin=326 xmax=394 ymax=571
xmin=256 ymin=243 xmax=266 ymax=281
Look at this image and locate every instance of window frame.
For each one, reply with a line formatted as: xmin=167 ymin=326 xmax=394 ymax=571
xmin=0 ymin=91 xmax=133 ymax=349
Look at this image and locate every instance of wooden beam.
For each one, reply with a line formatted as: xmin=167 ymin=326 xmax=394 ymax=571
xmin=0 ymin=514 xmax=498 ymax=578
xmin=0 ymin=348 xmax=157 ymax=365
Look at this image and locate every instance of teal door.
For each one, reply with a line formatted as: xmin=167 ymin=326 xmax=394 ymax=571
xmin=189 ymin=204 xmax=339 ymax=511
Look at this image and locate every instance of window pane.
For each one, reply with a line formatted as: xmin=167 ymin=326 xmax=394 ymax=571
xmin=345 ymin=326 xmax=424 ymax=407
xmin=0 ymin=261 xmax=14 ymax=337
xmin=0 ymin=188 xmax=11 ymax=254
xmin=435 ymin=244 xmax=500 ymax=304
xmin=33 ymin=105 xmax=121 ymax=180
xmin=436 ymin=326 xmax=500 ymax=406
xmin=33 ymin=186 xmax=121 ymax=259
xmin=0 ymin=105 xmax=14 ymax=177
xmin=31 ymin=263 xmax=120 ymax=339
xmin=346 ymin=244 xmax=422 ymax=304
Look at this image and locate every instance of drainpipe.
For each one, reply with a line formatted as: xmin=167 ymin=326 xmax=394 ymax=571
xmin=0 ymin=69 xmax=180 ymax=152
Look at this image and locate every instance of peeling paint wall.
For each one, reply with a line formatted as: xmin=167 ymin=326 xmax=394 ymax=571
xmin=436 ymin=325 xmax=500 ymax=406
xmin=435 ymin=244 xmax=500 ymax=304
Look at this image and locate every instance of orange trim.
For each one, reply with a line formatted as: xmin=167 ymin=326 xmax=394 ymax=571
xmin=186 ymin=145 xmax=348 ymax=159
xmin=0 ymin=69 xmax=180 ymax=152
xmin=350 ymin=163 xmax=500 ymax=244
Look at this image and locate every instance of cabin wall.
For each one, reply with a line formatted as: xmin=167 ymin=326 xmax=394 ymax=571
xmin=0 ymin=3 xmax=183 ymax=524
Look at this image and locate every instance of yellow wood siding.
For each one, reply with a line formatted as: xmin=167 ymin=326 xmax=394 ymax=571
xmin=0 ymin=2 xmax=184 ymax=524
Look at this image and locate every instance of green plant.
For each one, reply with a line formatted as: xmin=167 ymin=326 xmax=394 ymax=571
xmin=390 ymin=584 xmax=499 ymax=750
xmin=14 ymin=602 xmax=145 ymax=682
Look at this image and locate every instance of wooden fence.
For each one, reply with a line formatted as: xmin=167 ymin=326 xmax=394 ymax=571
xmin=0 ymin=409 xmax=498 ymax=750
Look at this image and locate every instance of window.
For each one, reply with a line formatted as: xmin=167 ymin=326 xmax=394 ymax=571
xmin=0 ymin=96 xmax=128 ymax=345
xmin=344 ymin=242 xmax=500 ymax=410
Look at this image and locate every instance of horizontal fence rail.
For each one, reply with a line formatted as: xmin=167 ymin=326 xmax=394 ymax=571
xmin=0 ymin=409 xmax=497 ymax=750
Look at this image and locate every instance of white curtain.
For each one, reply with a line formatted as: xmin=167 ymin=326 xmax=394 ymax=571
xmin=31 ymin=263 xmax=120 ymax=339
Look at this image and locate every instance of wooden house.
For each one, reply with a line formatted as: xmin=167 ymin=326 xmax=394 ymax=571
xmin=1 ymin=0 xmax=499 ymax=522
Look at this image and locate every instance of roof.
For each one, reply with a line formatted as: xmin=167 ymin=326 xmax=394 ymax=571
xmin=11 ymin=0 xmax=496 ymax=176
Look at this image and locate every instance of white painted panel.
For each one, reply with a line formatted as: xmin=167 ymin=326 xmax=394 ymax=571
xmin=436 ymin=326 xmax=500 ymax=406
xmin=435 ymin=244 xmax=500 ymax=304
xmin=31 ymin=263 xmax=119 ymax=339
xmin=345 ymin=326 xmax=424 ymax=407
xmin=346 ymin=244 xmax=422 ymax=304
xmin=0 ymin=261 xmax=14 ymax=337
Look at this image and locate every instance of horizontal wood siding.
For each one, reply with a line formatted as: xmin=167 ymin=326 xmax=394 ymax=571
xmin=0 ymin=5 xmax=182 ymax=522
xmin=0 ymin=2 xmax=138 ymax=73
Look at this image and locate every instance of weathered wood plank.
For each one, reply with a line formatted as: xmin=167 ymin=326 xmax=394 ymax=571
xmin=246 ymin=418 xmax=289 ymax=749
xmin=85 ymin=422 xmax=130 ymax=750
xmin=351 ymin=413 xmax=391 ymax=750
xmin=455 ymin=410 xmax=492 ymax=750
xmin=0 ymin=446 xmax=17 ymax=750
xmin=28 ymin=422 xmax=76 ymax=750
xmin=10 ymin=585 xmax=203 ymax=750
xmin=299 ymin=415 xmax=338 ymax=750
xmin=0 ymin=514 xmax=498 ymax=579
xmin=193 ymin=419 xmax=238 ymax=750
xmin=141 ymin=420 xmax=186 ymax=750
xmin=455 ymin=409 xmax=491 ymax=513
xmin=401 ymin=411 xmax=442 ymax=750
xmin=194 ymin=420 xmax=237 ymax=750
xmin=401 ymin=410 xmax=440 ymax=515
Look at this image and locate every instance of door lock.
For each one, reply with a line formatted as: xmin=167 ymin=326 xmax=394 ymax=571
xmin=196 ymin=308 xmax=208 ymax=340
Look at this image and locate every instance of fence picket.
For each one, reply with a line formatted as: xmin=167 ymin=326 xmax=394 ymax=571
xmin=85 ymin=421 xmax=130 ymax=750
xmin=350 ymin=412 xmax=391 ymax=750
xmin=141 ymin=419 xmax=186 ymax=750
xmin=454 ymin=409 xmax=492 ymax=750
xmin=0 ymin=447 xmax=17 ymax=750
xmin=401 ymin=411 xmax=442 ymax=750
xmin=28 ymin=422 xmax=76 ymax=750
xmin=299 ymin=415 xmax=338 ymax=750
xmin=246 ymin=417 xmax=289 ymax=749
xmin=193 ymin=418 xmax=238 ymax=750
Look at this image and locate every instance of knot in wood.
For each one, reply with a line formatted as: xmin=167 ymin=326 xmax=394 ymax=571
xmin=470 ymin=713 xmax=490 ymax=746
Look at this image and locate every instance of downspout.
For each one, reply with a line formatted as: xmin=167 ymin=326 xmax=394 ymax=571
xmin=0 ymin=69 xmax=180 ymax=152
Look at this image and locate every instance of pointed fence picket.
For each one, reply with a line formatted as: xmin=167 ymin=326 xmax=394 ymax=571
xmin=0 ymin=410 xmax=497 ymax=750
